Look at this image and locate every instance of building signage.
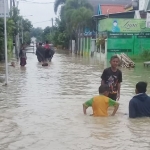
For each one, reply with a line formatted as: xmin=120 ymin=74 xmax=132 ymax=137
xmin=0 ymin=0 xmax=9 ymax=18
xmin=108 ymin=32 xmax=150 ymax=38
xmin=99 ymin=19 xmax=150 ymax=32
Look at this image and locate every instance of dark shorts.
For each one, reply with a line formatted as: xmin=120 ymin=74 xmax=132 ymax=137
xmin=20 ymin=58 xmax=26 ymax=66
xmin=108 ymin=93 xmax=117 ymax=101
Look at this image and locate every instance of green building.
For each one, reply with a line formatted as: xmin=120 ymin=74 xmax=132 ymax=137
xmin=100 ymin=18 xmax=150 ymax=58
xmin=78 ymin=1 xmax=150 ymax=59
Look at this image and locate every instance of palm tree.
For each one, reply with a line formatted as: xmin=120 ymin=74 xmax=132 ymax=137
xmin=54 ymin=0 xmax=66 ymax=14
xmin=54 ymin=0 xmax=94 ymax=50
xmin=63 ymin=0 xmax=93 ymax=53
xmin=54 ymin=0 xmax=93 ymax=14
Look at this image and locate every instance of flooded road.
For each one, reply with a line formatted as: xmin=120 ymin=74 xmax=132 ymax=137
xmin=0 ymin=50 xmax=150 ymax=150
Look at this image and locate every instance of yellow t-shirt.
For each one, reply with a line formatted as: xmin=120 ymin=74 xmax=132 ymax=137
xmin=84 ymin=95 xmax=117 ymax=117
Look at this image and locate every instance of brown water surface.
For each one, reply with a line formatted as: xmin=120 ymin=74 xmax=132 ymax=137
xmin=0 ymin=50 xmax=150 ymax=150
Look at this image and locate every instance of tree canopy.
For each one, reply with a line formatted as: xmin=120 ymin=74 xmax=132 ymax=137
xmin=29 ymin=0 xmax=94 ymax=50
xmin=51 ymin=0 xmax=94 ymax=49
xmin=0 ymin=7 xmax=33 ymax=60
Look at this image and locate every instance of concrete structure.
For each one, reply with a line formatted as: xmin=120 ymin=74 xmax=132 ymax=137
xmin=78 ymin=0 xmax=150 ymax=61
xmin=78 ymin=1 xmax=131 ymax=58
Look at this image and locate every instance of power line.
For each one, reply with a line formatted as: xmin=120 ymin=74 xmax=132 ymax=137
xmin=33 ymin=20 xmax=53 ymax=24
xmin=19 ymin=0 xmax=54 ymax=4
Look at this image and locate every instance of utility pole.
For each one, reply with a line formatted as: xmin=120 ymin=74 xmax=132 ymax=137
xmin=4 ymin=0 xmax=8 ymax=85
xmin=50 ymin=18 xmax=54 ymax=37
xmin=21 ymin=19 xmax=23 ymax=44
xmin=51 ymin=18 xmax=53 ymax=27
xmin=12 ymin=0 xmax=15 ymax=55
xmin=10 ymin=0 xmax=12 ymax=16
xmin=15 ymin=1 xmax=20 ymax=60
xmin=12 ymin=0 xmax=15 ymax=6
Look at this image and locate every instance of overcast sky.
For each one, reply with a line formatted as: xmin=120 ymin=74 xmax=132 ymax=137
xmin=18 ymin=0 xmax=58 ymax=29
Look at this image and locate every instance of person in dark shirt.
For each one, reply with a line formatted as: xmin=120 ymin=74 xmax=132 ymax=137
xmin=101 ymin=55 xmax=122 ymax=101
xmin=36 ymin=42 xmax=45 ymax=62
xmin=129 ymin=82 xmax=150 ymax=118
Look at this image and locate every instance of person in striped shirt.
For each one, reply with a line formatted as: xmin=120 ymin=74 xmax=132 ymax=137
xmin=83 ymin=85 xmax=119 ymax=117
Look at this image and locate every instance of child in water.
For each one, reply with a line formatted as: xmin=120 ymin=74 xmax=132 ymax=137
xmin=83 ymin=85 xmax=119 ymax=117
xmin=19 ymin=44 xmax=27 ymax=67
xmin=101 ymin=55 xmax=122 ymax=101
xmin=9 ymin=62 xmax=15 ymax=67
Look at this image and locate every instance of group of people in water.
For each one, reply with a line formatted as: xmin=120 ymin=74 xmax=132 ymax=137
xmin=18 ymin=41 xmax=55 ymax=67
xmin=36 ymin=41 xmax=55 ymax=66
xmin=18 ymin=45 xmax=150 ymax=118
xmin=83 ymin=55 xmax=150 ymax=118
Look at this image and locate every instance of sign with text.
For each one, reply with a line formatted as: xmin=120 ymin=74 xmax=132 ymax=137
xmin=99 ymin=18 xmax=150 ymax=32
xmin=108 ymin=32 xmax=150 ymax=38
xmin=0 ymin=0 xmax=9 ymax=18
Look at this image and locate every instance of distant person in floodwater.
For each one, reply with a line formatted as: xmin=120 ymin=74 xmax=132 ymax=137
xmin=44 ymin=41 xmax=51 ymax=61
xmin=44 ymin=41 xmax=55 ymax=62
xmin=83 ymin=85 xmax=119 ymax=117
xmin=36 ymin=42 xmax=45 ymax=62
xmin=129 ymin=82 xmax=150 ymax=118
xmin=9 ymin=62 xmax=15 ymax=67
xmin=44 ymin=40 xmax=50 ymax=49
xmin=101 ymin=55 xmax=122 ymax=101
xmin=19 ymin=44 xmax=27 ymax=67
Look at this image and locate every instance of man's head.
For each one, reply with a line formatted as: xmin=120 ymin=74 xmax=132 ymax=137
xmin=99 ymin=85 xmax=110 ymax=96
xmin=39 ymin=42 xmax=42 ymax=46
xmin=135 ymin=82 xmax=147 ymax=94
xmin=110 ymin=55 xmax=119 ymax=69
xmin=113 ymin=20 xmax=118 ymax=26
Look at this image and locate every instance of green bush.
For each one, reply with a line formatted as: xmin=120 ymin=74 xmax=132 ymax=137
xmin=130 ymin=50 xmax=150 ymax=62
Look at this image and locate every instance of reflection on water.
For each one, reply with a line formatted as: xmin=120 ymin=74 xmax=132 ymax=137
xmin=0 ymin=50 xmax=150 ymax=150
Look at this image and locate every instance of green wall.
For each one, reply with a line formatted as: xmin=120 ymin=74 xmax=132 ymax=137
xmin=107 ymin=32 xmax=150 ymax=59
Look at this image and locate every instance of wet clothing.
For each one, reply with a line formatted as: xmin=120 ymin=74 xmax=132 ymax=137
xmin=45 ymin=48 xmax=55 ymax=61
xmin=19 ymin=49 xmax=27 ymax=66
xmin=45 ymin=49 xmax=50 ymax=59
xmin=84 ymin=95 xmax=117 ymax=117
xmin=44 ymin=44 xmax=50 ymax=49
xmin=20 ymin=58 xmax=26 ymax=66
xmin=36 ymin=46 xmax=45 ymax=62
xmin=101 ymin=67 xmax=122 ymax=100
xmin=129 ymin=93 xmax=150 ymax=118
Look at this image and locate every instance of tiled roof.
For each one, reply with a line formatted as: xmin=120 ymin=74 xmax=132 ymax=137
xmin=88 ymin=0 xmax=132 ymax=15
xmin=101 ymin=5 xmax=125 ymax=15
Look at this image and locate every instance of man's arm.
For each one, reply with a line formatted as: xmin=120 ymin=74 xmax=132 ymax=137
xmin=83 ymin=98 xmax=93 ymax=115
xmin=129 ymin=100 xmax=136 ymax=118
xmin=83 ymin=104 xmax=88 ymax=115
xmin=111 ymin=102 xmax=119 ymax=116
xmin=101 ymin=80 xmax=105 ymax=85
xmin=108 ymin=99 xmax=119 ymax=116
xmin=101 ymin=70 xmax=106 ymax=85
xmin=117 ymin=71 xmax=122 ymax=101
xmin=117 ymin=83 xmax=121 ymax=101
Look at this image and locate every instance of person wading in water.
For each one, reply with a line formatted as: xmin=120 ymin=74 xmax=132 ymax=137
xmin=36 ymin=42 xmax=45 ymax=62
xmin=19 ymin=44 xmax=27 ymax=67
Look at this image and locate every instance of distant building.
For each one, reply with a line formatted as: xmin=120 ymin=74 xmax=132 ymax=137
xmin=77 ymin=0 xmax=150 ymax=58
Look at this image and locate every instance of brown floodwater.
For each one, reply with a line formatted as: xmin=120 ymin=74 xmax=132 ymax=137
xmin=0 ymin=50 xmax=150 ymax=150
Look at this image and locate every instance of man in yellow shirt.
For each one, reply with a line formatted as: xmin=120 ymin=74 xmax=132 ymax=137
xmin=83 ymin=85 xmax=119 ymax=117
